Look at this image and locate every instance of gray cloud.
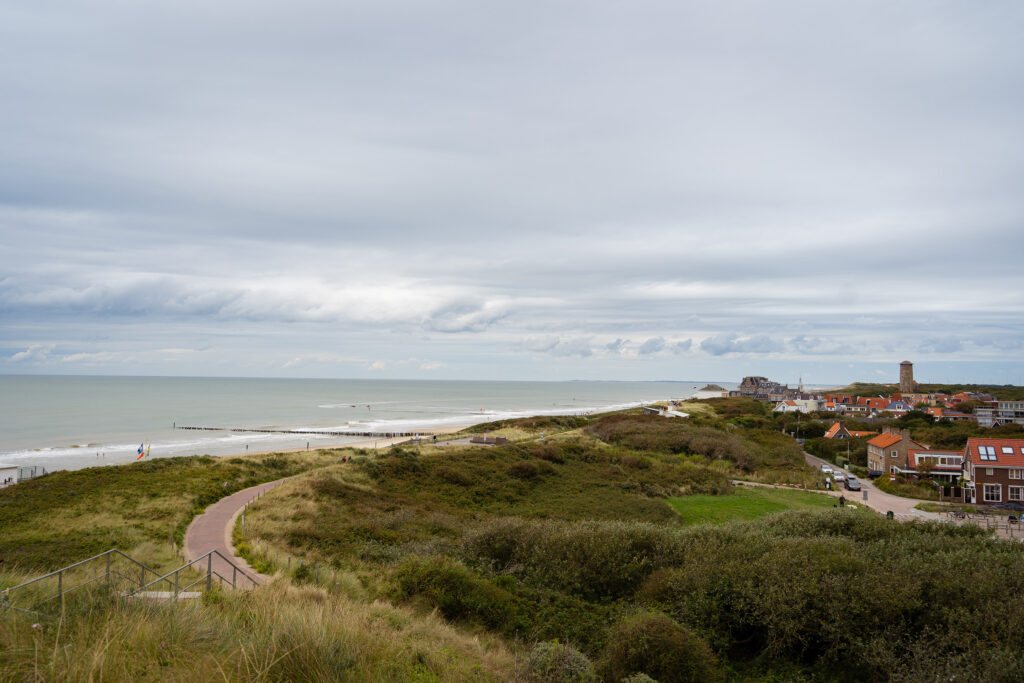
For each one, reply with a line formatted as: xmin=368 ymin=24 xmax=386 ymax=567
xmin=1 ymin=1 xmax=1023 ymax=383
xmin=671 ymin=339 xmax=693 ymax=354
xmin=638 ymin=337 xmax=666 ymax=355
xmin=918 ymin=337 xmax=966 ymax=354
xmin=519 ymin=336 xmax=593 ymax=358
xmin=701 ymin=334 xmax=785 ymax=356
xmin=605 ymin=338 xmax=629 ymax=354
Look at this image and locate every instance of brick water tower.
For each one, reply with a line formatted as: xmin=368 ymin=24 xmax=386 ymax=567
xmin=899 ymin=361 xmax=914 ymax=394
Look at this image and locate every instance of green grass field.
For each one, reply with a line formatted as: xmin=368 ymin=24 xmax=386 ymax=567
xmin=667 ymin=485 xmax=838 ymax=525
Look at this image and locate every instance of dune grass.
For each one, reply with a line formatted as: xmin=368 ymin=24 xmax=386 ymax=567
xmin=667 ymin=486 xmax=841 ymax=525
xmin=0 ymin=580 xmax=514 ymax=682
xmin=0 ymin=450 xmax=342 ymax=575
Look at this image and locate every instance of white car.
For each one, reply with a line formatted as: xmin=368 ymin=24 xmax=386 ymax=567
xmin=821 ymin=464 xmax=833 ymax=475
xmin=832 ymin=471 xmax=846 ymax=482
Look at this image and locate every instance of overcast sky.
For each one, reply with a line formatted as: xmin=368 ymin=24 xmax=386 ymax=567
xmin=2 ymin=1 xmax=1023 ymax=384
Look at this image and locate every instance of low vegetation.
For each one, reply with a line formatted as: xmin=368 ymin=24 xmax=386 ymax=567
xmin=0 ymin=451 xmax=339 ymax=573
xmin=667 ymin=486 xmax=840 ymax=525
xmin=8 ymin=404 xmax=1024 ymax=680
xmin=834 ymin=382 xmax=1024 ymax=401
xmin=0 ymin=580 xmax=514 ymax=681
xmin=873 ymin=474 xmax=941 ymax=501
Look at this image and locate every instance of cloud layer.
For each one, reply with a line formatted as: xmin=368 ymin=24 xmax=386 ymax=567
xmin=2 ymin=1 xmax=1023 ymax=383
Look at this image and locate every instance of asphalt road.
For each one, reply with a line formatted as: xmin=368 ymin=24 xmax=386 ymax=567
xmin=802 ymin=451 xmax=941 ymax=520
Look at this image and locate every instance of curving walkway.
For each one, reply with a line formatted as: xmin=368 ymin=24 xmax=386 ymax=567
xmin=184 ymin=478 xmax=291 ymax=586
xmin=802 ymin=452 xmax=942 ymax=521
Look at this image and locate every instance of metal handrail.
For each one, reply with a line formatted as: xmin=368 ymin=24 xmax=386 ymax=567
xmin=132 ymin=550 xmax=258 ymax=596
xmin=3 ymin=548 xmax=258 ymax=615
xmin=3 ymin=549 xmax=162 ymax=595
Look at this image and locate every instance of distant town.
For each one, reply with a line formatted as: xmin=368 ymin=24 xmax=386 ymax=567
xmin=689 ymin=361 xmax=1024 ymax=508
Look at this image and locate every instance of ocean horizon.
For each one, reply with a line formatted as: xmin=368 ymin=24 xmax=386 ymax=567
xmin=0 ymin=375 xmax=738 ymax=472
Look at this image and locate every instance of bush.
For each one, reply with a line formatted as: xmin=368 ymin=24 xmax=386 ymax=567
xmin=463 ymin=518 xmax=688 ymax=601
xmin=597 ymin=613 xmax=719 ymax=683
xmin=510 ymin=461 xmax=540 ymax=479
xmin=389 ymin=556 xmax=517 ymax=630
xmin=619 ymin=455 xmax=649 ymax=469
xmin=526 ymin=641 xmax=598 ymax=682
xmin=873 ymin=475 xmax=940 ymax=501
xmin=436 ymin=467 xmax=473 ymax=486
xmin=586 ymin=415 xmax=803 ymax=473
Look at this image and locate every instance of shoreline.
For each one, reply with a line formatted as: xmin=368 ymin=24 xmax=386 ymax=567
xmin=0 ymin=425 xmax=473 ymax=480
xmin=231 ymin=425 xmax=470 ymax=458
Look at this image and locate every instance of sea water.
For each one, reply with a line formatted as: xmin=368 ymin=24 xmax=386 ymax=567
xmin=0 ymin=376 xmax=733 ymax=472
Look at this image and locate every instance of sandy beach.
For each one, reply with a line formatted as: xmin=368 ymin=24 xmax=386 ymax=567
xmin=234 ymin=424 xmax=469 ymax=458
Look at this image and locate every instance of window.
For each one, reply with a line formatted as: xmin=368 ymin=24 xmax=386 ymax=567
xmin=1010 ymin=469 xmax=1022 ymax=480
xmin=986 ymin=468 xmax=994 ymax=476
xmin=984 ymin=484 xmax=1002 ymax=502
xmin=1010 ymin=486 xmax=1024 ymax=502
xmin=1002 ymin=447 xmax=1014 ymax=455
xmin=891 ymin=450 xmax=898 ymax=458
xmin=979 ymin=446 xmax=997 ymax=461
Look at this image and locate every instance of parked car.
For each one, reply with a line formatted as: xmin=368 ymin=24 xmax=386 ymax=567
xmin=845 ymin=477 xmax=861 ymax=491
xmin=832 ymin=471 xmax=846 ymax=482
xmin=821 ymin=464 xmax=833 ymax=475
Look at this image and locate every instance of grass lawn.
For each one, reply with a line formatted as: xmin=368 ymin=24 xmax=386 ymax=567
xmin=667 ymin=485 xmax=838 ymax=525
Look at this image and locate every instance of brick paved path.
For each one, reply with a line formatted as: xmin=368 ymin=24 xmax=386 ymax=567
xmin=184 ymin=478 xmax=290 ymax=586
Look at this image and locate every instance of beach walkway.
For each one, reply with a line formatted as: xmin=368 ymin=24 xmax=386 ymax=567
xmin=184 ymin=478 xmax=290 ymax=586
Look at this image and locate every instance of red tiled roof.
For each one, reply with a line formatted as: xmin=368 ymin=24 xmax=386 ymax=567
xmin=825 ymin=423 xmax=844 ymax=438
xmin=868 ymin=433 xmax=902 ymax=449
xmin=964 ymin=437 xmax=1024 ymax=467
xmin=849 ymin=431 xmax=877 ymax=438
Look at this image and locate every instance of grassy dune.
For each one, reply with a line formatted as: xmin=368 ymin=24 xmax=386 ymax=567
xmin=0 ymin=450 xmax=339 ymax=573
xmin=11 ymin=408 xmax=1024 ymax=680
xmin=0 ymin=581 xmax=513 ymax=681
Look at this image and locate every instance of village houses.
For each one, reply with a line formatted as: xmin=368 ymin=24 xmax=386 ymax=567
xmin=961 ymin=437 xmax=1024 ymax=505
xmin=867 ymin=428 xmax=924 ymax=477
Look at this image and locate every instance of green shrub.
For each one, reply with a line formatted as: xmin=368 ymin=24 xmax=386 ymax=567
xmin=463 ymin=518 xmax=687 ymax=601
xmin=526 ymin=641 xmax=598 ymax=682
xmin=390 ymin=556 xmax=517 ymax=630
xmin=510 ymin=461 xmax=540 ymax=479
xmin=436 ymin=467 xmax=473 ymax=486
xmin=597 ymin=613 xmax=719 ymax=683
xmin=586 ymin=415 xmax=803 ymax=473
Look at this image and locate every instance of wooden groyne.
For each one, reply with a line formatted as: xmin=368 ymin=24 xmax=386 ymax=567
xmin=175 ymin=425 xmax=431 ymax=438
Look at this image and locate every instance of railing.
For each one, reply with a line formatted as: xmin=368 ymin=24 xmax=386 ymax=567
xmin=132 ymin=549 xmax=259 ymax=596
xmin=2 ymin=548 xmax=259 ymax=618
xmin=943 ymin=510 xmax=1024 ymax=540
xmin=2 ymin=549 xmax=171 ymax=616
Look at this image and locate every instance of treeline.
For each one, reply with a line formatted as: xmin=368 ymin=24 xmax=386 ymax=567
xmin=833 ymin=382 xmax=1024 ymax=401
